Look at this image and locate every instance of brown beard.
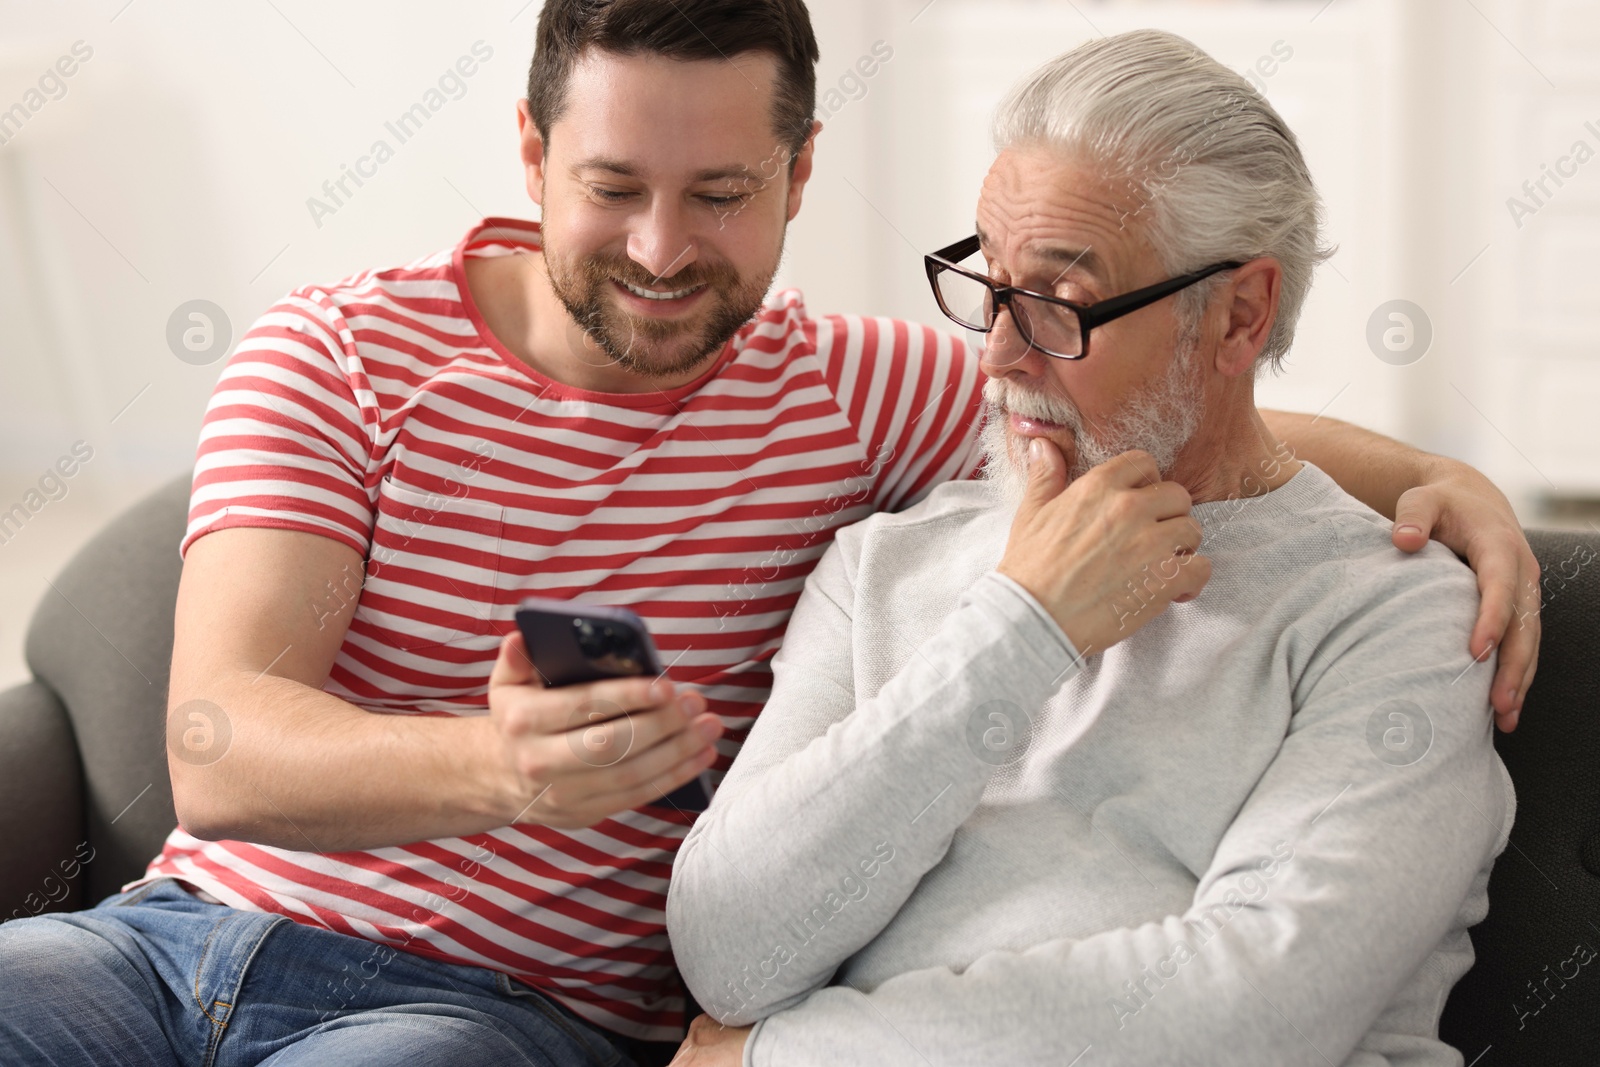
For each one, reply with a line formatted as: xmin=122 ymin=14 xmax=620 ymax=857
xmin=544 ymin=245 xmax=777 ymax=381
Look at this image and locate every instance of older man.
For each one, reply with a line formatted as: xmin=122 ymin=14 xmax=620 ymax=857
xmin=667 ymin=30 xmax=1512 ymax=1066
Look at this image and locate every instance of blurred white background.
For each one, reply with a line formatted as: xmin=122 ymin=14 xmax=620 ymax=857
xmin=1 ymin=0 xmax=1597 ymax=689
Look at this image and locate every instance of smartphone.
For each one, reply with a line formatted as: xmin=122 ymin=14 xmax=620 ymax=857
xmin=513 ymin=597 xmax=713 ymax=812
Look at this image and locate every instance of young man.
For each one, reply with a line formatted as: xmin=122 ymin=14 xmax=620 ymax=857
xmin=0 ymin=3 xmax=1539 ymax=1065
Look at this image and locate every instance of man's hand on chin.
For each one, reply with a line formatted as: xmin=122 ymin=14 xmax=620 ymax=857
xmin=668 ymin=1015 xmax=752 ymax=1066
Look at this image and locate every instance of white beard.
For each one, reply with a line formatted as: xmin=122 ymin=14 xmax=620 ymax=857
xmin=980 ymin=342 xmax=1205 ymax=508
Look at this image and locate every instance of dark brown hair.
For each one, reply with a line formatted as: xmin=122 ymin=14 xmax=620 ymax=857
xmin=526 ymin=0 xmax=821 ymax=158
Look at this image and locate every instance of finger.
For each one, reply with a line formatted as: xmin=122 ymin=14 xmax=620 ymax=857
xmin=1485 ymin=596 xmax=1530 ymax=719
xmin=564 ymin=675 xmax=677 ymax=719
xmin=1520 ymin=623 xmax=1540 ymax=702
xmin=1153 ymin=514 xmax=1204 ymax=556
xmin=559 ymin=702 xmax=644 ymax=769
xmin=489 ymin=630 xmax=544 ymax=690
xmin=668 ymin=1026 xmax=701 ymax=1065
xmin=1478 ymin=563 xmax=1529 ymax=723
xmin=1514 ymin=555 xmax=1543 ymax=714
xmin=611 ymin=712 xmax=721 ymax=785
xmin=1019 ymin=437 xmax=1067 ymax=515
xmin=1390 ymin=486 xmax=1438 ymax=554
xmin=527 ymin=709 xmax=718 ymax=817
xmin=1466 ymin=545 xmax=1518 ymax=666
xmin=1510 ymin=634 xmax=1539 ymax=728
xmin=503 ymin=677 xmax=676 ymax=743
xmin=563 ymin=734 xmax=720 ymax=821
xmin=1492 ymin=603 xmax=1541 ymax=729
xmin=1105 ymin=449 xmax=1162 ymax=488
xmin=1134 ymin=481 xmax=1196 ymax=523
xmin=1494 ymin=699 xmax=1518 ymax=734
xmin=1113 ymin=551 xmax=1212 ymax=629
xmin=1167 ymin=553 xmax=1212 ymax=603
xmin=558 ymin=696 xmax=710 ymax=764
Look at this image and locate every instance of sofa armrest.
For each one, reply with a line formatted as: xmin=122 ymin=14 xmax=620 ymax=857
xmin=0 ymin=680 xmax=86 ymax=922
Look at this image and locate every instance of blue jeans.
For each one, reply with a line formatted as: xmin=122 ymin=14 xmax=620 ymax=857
xmin=0 ymin=879 xmax=680 ymax=1067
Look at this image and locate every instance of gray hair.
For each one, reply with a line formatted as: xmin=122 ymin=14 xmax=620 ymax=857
xmin=993 ymin=30 xmax=1333 ymax=373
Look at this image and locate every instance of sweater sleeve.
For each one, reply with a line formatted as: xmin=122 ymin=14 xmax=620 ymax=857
xmin=739 ymin=546 xmax=1512 ymax=1066
xmin=666 ymin=524 xmax=1082 ymax=1025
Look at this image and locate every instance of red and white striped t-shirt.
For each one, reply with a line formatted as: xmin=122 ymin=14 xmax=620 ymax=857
xmin=135 ymin=217 xmax=984 ymax=1040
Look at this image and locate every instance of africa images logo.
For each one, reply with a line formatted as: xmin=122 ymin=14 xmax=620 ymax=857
xmin=306 ymin=41 xmax=494 ymax=229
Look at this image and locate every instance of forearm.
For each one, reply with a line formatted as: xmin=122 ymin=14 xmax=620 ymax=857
xmin=746 ymin=915 xmax=1334 ymax=1067
xmin=1261 ymin=409 xmax=1437 ymax=520
xmin=747 ymin=559 xmax=1509 ymax=1067
xmin=751 ymin=815 xmax=1500 ymax=1067
xmin=749 ymin=757 xmax=1502 ymax=1064
xmin=171 ymin=670 xmax=518 ymax=852
xmin=746 ymin=828 xmax=1458 ymax=1067
xmin=669 ymin=573 xmax=1079 ymax=1024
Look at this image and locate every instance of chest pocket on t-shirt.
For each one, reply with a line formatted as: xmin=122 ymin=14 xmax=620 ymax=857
xmin=363 ymin=476 xmax=504 ymax=653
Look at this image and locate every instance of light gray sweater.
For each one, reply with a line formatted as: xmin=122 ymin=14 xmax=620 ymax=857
xmin=666 ymin=463 xmax=1514 ymax=1066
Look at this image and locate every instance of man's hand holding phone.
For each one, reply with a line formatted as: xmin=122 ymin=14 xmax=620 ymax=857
xmin=486 ymin=630 xmax=723 ymax=829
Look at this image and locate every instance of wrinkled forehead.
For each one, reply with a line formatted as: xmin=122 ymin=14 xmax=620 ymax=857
xmin=975 ymin=146 xmax=1159 ymax=288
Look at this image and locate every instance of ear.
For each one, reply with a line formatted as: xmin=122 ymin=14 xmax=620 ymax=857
xmin=1214 ymin=257 xmax=1281 ymax=378
xmin=784 ymin=120 xmax=823 ymax=223
xmin=516 ymin=98 xmax=547 ymax=208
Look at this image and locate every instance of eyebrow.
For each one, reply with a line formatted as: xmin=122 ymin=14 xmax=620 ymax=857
xmin=574 ymin=158 xmax=759 ymax=184
xmin=692 ymin=165 xmax=760 ymax=183
xmin=975 ymin=226 xmax=1106 ymax=282
xmin=574 ymin=157 xmax=640 ymax=178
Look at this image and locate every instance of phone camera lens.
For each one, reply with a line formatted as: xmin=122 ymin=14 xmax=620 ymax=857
xmin=573 ymin=618 xmax=604 ymax=658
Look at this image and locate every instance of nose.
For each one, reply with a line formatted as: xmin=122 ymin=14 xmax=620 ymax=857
xmin=978 ymin=304 xmax=1044 ymax=379
xmin=627 ymin=199 xmax=699 ymax=282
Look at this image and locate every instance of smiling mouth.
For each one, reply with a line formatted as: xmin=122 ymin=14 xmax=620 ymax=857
xmin=619 ymin=279 xmax=706 ymax=301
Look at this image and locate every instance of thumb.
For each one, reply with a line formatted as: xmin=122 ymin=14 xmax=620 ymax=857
xmin=1391 ymin=487 xmax=1437 ymax=554
xmin=1019 ymin=437 xmax=1067 ymax=514
xmin=490 ymin=630 xmax=545 ymax=690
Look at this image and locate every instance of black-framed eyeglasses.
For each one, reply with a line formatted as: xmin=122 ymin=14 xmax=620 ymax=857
xmin=923 ymin=235 xmax=1244 ymax=362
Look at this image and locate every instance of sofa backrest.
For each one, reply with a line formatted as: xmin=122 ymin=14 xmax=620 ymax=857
xmin=24 ymin=471 xmax=189 ymax=904
xmin=1438 ymin=529 xmax=1600 ymax=1065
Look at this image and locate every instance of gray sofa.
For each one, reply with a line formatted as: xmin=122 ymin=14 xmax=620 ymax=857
xmin=2 ymin=471 xmax=1596 ymax=1063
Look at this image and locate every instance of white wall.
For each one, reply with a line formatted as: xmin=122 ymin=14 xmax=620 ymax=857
xmin=1 ymin=0 xmax=1597 ymax=688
